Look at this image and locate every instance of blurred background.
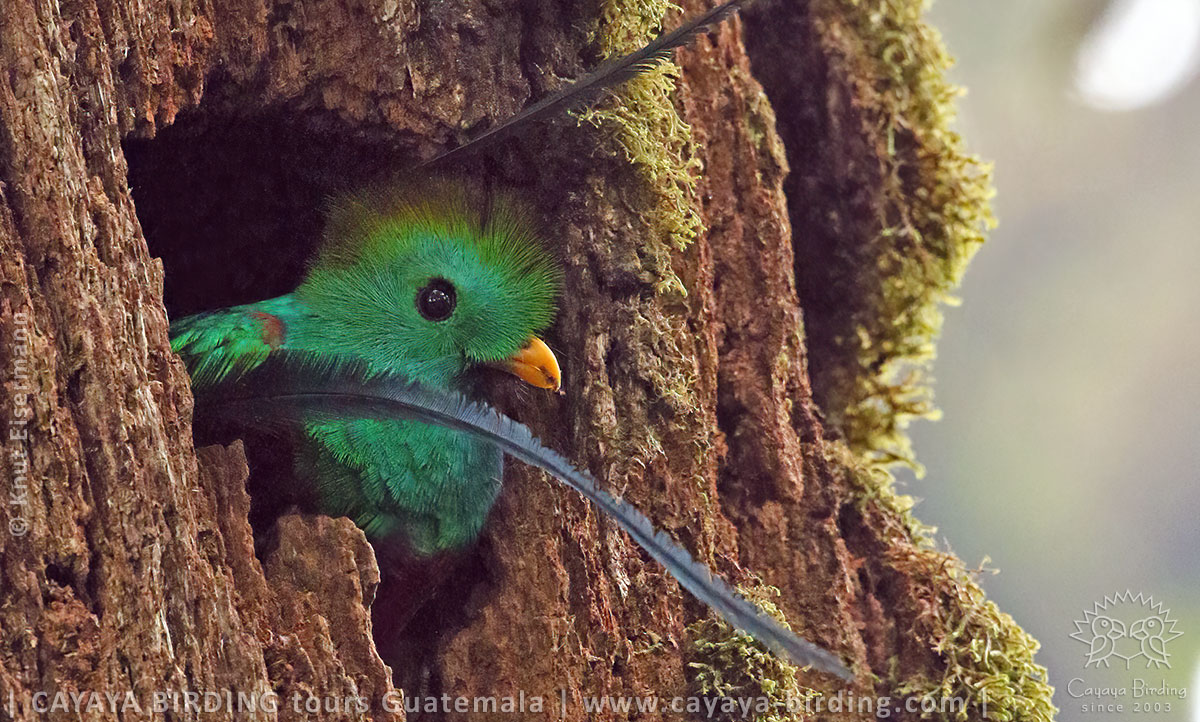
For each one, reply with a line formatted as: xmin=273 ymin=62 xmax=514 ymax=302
xmin=907 ymin=0 xmax=1199 ymax=719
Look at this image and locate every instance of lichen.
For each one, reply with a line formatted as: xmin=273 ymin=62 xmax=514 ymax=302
xmin=579 ymin=0 xmax=705 ymax=295
xmin=808 ymin=0 xmax=997 ymax=471
xmin=564 ymin=2 xmax=713 ymax=499
xmin=797 ymin=6 xmax=1052 ymax=715
xmin=837 ymin=444 xmax=1058 ymax=722
xmin=633 ymin=301 xmax=702 ymax=417
xmin=687 ymin=585 xmax=821 ymax=722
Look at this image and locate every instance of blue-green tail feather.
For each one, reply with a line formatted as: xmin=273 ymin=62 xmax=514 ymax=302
xmin=191 ymin=349 xmax=853 ymax=681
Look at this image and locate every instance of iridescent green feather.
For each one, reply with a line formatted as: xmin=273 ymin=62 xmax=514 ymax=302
xmin=170 ymin=295 xmax=313 ymax=388
xmin=293 ymin=181 xmax=562 ymax=385
xmin=172 ymin=184 xmax=559 ymax=555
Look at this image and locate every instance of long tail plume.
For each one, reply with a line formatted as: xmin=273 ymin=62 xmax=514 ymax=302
xmin=423 ymin=0 xmax=753 ymax=167
xmin=195 ymin=350 xmax=853 ymax=681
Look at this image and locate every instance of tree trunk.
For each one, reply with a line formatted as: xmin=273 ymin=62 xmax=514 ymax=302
xmin=0 ymin=0 xmax=1054 ymax=721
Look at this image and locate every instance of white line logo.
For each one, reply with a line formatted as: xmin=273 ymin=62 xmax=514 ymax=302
xmin=1070 ymin=591 xmax=1183 ymax=669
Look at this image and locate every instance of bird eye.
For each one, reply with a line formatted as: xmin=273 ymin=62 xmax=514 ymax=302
xmin=416 ymin=278 xmax=457 ymax=322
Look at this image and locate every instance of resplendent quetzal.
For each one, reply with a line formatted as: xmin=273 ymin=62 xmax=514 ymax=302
xmin=172 ymin=183 xmax=562 ymax=558
xmin=170 ymin=0 xmax=853 ymax=681
xmin=174 ymin=183 xmax=848 ymax=680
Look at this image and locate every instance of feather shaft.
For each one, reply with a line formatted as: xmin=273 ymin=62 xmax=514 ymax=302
xmin=424 ymin=0 xmax=753 ymax=167
xmin=195 ymin=351 xmax=853 ymax=681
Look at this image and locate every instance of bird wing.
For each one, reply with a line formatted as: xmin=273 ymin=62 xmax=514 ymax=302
xmin=170 ymin=298 xmax=301 ymax=389
xmin=1146 ymin=636 xmax=1169 ymax=661
xmin=1088 ymin=636 xmax=1113 ymax=661
xmin=190 ymin=349 xmax=854 ymax=682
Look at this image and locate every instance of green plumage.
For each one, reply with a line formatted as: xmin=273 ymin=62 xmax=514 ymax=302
xmin=172 ymin=183 xmax=562 ymax=556
xmin=167 ymin=1 xmax=856 ymax=679
xmin=195 ymin=350 xmax=853 ymax=680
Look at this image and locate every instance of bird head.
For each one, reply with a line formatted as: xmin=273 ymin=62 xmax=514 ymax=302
xmin=1129 ymin=616 xmax=1164 ymax=641
xmin=296 ymin=181 xmax=563 ymax=390
xmin=1089 ymin=615 xmax=1126 ymax=640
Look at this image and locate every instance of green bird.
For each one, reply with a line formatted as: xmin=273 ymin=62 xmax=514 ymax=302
xmin=174 ymin=181 xmax=850 ymax=679
xmin=169 ymin=0 xmax=853 ymax=680
xmin=173 ymin=0 xmax=756 ymax=562
xmin=172 ymin=183 xmax=563 ymax=559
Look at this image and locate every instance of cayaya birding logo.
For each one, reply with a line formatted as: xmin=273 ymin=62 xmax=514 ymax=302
xmin=1070 ymin=591 xmax=1183 ymax=669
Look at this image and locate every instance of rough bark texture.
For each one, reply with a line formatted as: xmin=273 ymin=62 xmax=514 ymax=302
xmin=0 ymin=0 xmax=1052 ymax=721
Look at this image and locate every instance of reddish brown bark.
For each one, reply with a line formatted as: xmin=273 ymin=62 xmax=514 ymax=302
xmin=0 ymin=0 xmax=1039 ymax=721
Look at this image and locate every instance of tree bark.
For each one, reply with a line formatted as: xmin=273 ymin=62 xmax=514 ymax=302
xmin=0 ymin=0 xmax=1053 ymax=721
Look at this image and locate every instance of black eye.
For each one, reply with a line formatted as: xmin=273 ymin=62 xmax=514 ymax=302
xmin=416 ymin=278 xmax=456 ymax=321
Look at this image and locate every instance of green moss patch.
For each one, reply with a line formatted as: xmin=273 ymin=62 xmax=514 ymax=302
xmin=688 ymin=585 xmax=821 ymax=722
xmin=810 ymin=0 xmax=996 ymax=471
xmin=580 ymin=0 xmax=704 ymax=295
xmin=840 ymin=445 xmax=1057 ymax=721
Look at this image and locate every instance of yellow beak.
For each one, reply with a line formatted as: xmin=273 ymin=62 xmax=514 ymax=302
xmin=499 ymin=337 xmax=561 ymax=391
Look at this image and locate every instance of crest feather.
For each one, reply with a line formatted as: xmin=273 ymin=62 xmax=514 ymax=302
xmin=311 ymin=178 xmax=563 ymax=328
xmin=320 ymin=180 xmax=537 ymax=256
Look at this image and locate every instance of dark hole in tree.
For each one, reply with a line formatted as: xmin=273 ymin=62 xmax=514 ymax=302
xmin=124 ymin=105 xmax=418 ymax=318
xmin=122 ymin=98 xmax=494 ymax=694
